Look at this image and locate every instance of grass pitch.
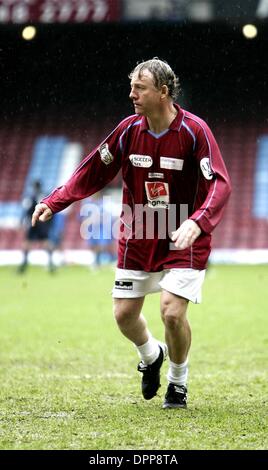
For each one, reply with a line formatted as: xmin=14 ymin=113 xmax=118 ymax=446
xmin=0 ymin=264 xmax=267 ymax=450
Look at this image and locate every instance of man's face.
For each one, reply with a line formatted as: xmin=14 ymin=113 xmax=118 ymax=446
xmin=129 ymin=69 xmax=162 ymax=116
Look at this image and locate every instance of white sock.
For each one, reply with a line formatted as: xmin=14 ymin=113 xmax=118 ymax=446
xmin=136 ymin=336 xmax=160 ymax=365
xmin=167 ymin=359 xmax=188 ymax=386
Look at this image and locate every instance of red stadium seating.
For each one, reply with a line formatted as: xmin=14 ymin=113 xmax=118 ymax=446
xmin=212 ymin=124 xmax=268 ymax=249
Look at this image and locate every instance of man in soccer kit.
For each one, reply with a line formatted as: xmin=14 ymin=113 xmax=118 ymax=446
xmin=32 ymin=58 xmax=231 ymax=409
xmin=18 ymin=179 xmax=55 ymax=273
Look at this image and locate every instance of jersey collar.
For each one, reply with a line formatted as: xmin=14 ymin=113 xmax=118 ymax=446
xmin=140 ymin=103 xmax=184 ymax=132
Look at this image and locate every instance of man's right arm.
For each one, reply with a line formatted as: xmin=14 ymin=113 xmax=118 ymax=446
xmin=31 ymin=117 xmax=134 ymax=226
xmin=32 ymin=203 xmax=52 ymax=226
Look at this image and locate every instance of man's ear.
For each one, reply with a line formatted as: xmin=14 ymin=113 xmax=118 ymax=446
xmin=160 ymin=84 xmax=169 ymax=100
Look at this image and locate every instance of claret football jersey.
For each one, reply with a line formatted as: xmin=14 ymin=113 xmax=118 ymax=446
xmin=42 ymin=105 xmax=231 ymax=271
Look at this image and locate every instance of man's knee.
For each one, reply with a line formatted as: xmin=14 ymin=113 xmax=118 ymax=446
xmin=161 ymin=295 xmax=188 ymax=329
xmin=113 ymin=302 xmax=130 ymax=327
xmin=113 ymin=298 xmax=143 ymax=328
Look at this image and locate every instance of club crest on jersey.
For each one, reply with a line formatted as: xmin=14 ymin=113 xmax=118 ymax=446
xmin=99 ymin=143 xmax=114 ymax=165
xmin=145 ymin=181 xmax=169 ymax=209
xmin=200 ymin=157 xmax=214 ymax=180
xmin=129 ymin=154 xmax=153 ymax=168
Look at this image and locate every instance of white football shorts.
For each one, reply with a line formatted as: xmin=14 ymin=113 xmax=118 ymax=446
xmin=112 ymin=268 xmax=206 ymax=304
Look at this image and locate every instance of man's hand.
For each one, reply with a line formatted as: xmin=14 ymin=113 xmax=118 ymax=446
xmin=32 ymin=203 xmax=53 ymax=226
xmin=171 ymin=219 xmax=201 ymax=250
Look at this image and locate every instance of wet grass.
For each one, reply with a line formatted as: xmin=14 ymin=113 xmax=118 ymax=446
xmin=0 ymin=265 xmax=267 ymax=450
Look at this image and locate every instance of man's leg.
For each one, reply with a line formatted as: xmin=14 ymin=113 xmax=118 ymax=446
xmin=160 ymin=290 xmax=189 ymax=408
xmin=160 ymin=290 xmax=190 ymax=364
xmin=113 ymin=297 xmax=147 ymax=345
xmin=113 ymin=297 xmax=167 ymax=399
xmin=18 ymin=239 xmax=30 ymax=273
xmin=44 ymin=240 xmax=55 ymax=273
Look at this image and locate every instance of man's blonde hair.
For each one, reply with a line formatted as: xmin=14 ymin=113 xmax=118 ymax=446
xmin=129 ymin=57 xmax=180 ymax=101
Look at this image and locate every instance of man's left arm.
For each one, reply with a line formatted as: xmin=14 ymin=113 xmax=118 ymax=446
xmin=172 ymin=121 xmax=231 ymax=249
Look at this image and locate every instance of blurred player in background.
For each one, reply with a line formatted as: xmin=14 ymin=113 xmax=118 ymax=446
xmin=18 ymin=180 xmax=55 ymax=273
xmin=32 ymin=58 xmax=231 ymax=409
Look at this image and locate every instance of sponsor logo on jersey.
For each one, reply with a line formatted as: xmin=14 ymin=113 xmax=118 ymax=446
xmin=148 ymin=172 xmax=164 ymax=179
xmin=115 ymin=281 xmax=133 ymax=290
xmin=160 ymin=157 xmax=184 ymax=171
xmin=145 ymin=181 xmax=169 ymax=209
xmin=200 ymin=157 xmax=214 ymax=180
xmin=99 ymin=143 xmax=114 ymax=165
xmin=129 ymin=154 xmax=153 ymax=168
